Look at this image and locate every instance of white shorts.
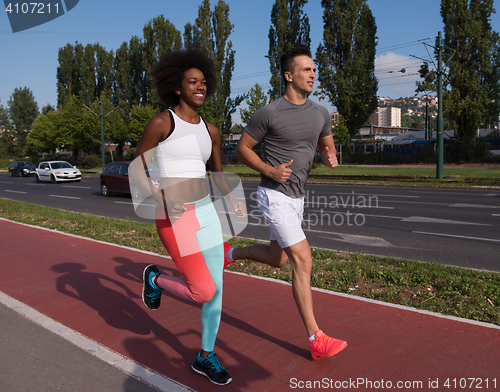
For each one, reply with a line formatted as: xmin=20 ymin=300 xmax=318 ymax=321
xmin=257 ymin=186 xmax=306 ymax=249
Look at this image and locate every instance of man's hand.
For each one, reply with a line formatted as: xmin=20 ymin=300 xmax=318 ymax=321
xmin=321 ymin=147 xmax=338 ymax=169
xmin=268 ymin=159 xmax=293 ymax=183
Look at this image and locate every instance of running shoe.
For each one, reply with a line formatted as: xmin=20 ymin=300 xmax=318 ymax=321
xmin=309 ymin=329 xmax=347 ymax=360
xmin=191 ymin=351 xmax=232 ymax=385
xmin=142 ymin=264 xmax=163 ymax=310
xmin=223 ymin=242 xmax=236 ymax=269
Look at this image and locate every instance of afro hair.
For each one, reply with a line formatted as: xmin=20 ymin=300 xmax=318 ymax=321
xmin=151 ymin=48 xmax=217 ymax=108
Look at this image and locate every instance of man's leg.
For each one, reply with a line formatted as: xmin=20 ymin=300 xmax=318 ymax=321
xmin=283 ymin=238 xmax=318 ymax=337
xmin=231 ymin=240 xmax=288 ymax=268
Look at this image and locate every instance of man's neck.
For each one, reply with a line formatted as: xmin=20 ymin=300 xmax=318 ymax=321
xmin=283 ymin=87 xmax=307 ymax=105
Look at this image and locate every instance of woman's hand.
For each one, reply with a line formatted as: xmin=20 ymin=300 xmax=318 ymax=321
xmin=231 ymin=200 xmax=246 ymax=218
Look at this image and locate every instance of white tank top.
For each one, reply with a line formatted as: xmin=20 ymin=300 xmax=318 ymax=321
xmin=155 ymin=110 xmax=212 ymax=178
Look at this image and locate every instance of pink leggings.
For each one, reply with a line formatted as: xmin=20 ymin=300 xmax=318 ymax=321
xmin=154 ymin=196 xmax=223 ymax=352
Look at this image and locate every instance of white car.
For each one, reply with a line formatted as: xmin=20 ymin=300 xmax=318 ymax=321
xmin=36 ymin=161 xmax=82 ymax=183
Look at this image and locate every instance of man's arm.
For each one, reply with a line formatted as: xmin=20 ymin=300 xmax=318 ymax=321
xmin=236 ymin=132 xmax=293 ymax=183
xmin=317 ymin=134 xmax=338 ymax=169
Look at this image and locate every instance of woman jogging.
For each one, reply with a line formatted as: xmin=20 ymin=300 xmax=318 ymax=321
xmin=131 ymin=48 xmax=244 ymax=386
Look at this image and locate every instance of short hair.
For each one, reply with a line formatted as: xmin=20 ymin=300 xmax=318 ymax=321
xmin=151 ymin=48 xmax=217 ymax=108
xmin=280 ymin=45 xmax=312 ymax=86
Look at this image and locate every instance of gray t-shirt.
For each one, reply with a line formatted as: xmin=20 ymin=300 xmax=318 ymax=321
xmin=244 ymin=97 xmax=332 ymax=198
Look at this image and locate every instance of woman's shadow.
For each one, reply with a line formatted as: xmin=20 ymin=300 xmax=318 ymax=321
xmin=50 ymin=262 xmax=191 ymax=365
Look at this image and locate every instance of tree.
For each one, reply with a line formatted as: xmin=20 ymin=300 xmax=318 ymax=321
xmin=316 ymin=0 xmax=378 ymax=151
xmin=7 ymin=87 xmax=39 ymax=157
xmin=192 ymin=0 xmax=246 ymax=137
xmin=142 ymin=15 xmax=182 ymax=109
xmin=129 ymin=104 xmax=158 ymax=147
xmin=240 ymin=83 xmax=268 ymax=125
xmin=57 ymin=43 xmax=75 ymax=107
xmin=268 ymin=0 xmax=311 ymax=101
xmin=440 ymin=0 xmax=500 ymax=159
xmin=24 ymin=110 xmax=62 ymax=158
xmin=0 ymin=105 xmax=11 ymax=158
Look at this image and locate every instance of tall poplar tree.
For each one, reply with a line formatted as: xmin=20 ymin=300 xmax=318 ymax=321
xmin=440 ymin=0 xmax=500 ymax=158
xmin=268 ymin=0 xmax=311 ymax=101
xmin=191 ymin=0 xmax=245 ymax=136
xmin=142 ymin=16 xmax=182 ymax=109
xmin=316 ymin=0 xmax=378 ymax=147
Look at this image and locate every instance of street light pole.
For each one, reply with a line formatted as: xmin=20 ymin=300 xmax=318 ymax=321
xmin=437 ymin=31 xmax=444 ymax=180
xmin=81 ymin=93 xmax=118 ymax=172
xmin=100 ymin=95 xmax=105 ymax=172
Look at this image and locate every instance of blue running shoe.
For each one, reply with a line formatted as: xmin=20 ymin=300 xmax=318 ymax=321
xmin=191 ymin=351 xmax=232 ymax=385
xmin=142 ymin=264 xmax=163 ymax=310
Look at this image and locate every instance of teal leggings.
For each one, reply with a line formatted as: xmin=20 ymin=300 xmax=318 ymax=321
xmin=155 ymin=195 xmax=223 ymax=352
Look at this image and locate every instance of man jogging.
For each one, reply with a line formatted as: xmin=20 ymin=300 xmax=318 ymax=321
xmin=226 ymin=45 xmax=347 ymax=360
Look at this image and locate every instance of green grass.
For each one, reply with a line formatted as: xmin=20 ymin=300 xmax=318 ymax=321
xmin=223 ymin=163 xmax=500 ymax=178
xmin=1 ymin=197 xmax=498 ymax=326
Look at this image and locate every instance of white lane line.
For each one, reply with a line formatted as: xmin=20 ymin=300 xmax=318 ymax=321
xmin=4 ymin=190 xmax=27 ymax=194
xmin=0 ymin=181 xmax=14 ymax=184
xmin=25 ymin=183 xmax=45 ymax=186
xmin=335 ymin=192 xmax=419 ymax=198
xmin=306 ymin=211 xmax=488 ymax=225
xmin=114 ymin=201 xmax=157 ymax=207
xmin=402 ymin=216 xmax=490 ymax=226
xmin=413 ymin=231 xmax=500 ymax=243
xmin=0 ymin=291 xmax=194 ymax=392
xmin=493 ymin=214 xmax=500 ymax=217
xmin=49 ymin=195 xmax=81 ymax=200
xmin=62 ymin=185 xmax=91 ymax=189
xmin=450 ymin=203 xmax=500 ymax=209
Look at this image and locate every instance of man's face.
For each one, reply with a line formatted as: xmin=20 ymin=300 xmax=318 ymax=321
xmin=286 ymin=55 xmax=316 ymax=95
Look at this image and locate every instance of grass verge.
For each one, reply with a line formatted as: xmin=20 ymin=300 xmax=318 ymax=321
xmin=0 ymin=197 xmax=498 ymax=326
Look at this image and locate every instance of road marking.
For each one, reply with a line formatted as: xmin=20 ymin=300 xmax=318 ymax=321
xmin=0 ymin=181 xmax=14 ymax=184
xmin=402 ymin=216 xmax=490 ymax=225
xmin=49 ymin=195 xmax=81 ymax=200
xmin=25 ymin=183 xmax=45 ymax=186
xmin=306 ymin=211 xmax=489 ymax=225
xmin=4 ymin=190 xmax=27 ymax=194
xmin=63 ymin=185 xmax=91 ymax=189
xmin=413 ymin=231 xmax=500 ymax=243
xmin=324 ymin=233 xmax=396 ymax=247
xmin=450 ymin=203 xmax=500 ymax=209
xmin=493 ymin=214 xmax=500 ymax=217
xmin=336 ymin=192 xmax=419 ymax=198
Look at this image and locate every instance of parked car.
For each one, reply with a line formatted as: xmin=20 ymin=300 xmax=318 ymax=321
xmin=8 ymin=161 xmax=37 ymax=177
xmin=36 ymin=161 xmax=82 ymax=183
xmin=100 ymin=161 xmax=160 ymax=197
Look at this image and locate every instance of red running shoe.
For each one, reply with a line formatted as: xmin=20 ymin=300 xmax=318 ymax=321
xmin=309 ymin=329 xmax=347 ymax=360
xmin=223 ymin=242 xmax=236 ymax=269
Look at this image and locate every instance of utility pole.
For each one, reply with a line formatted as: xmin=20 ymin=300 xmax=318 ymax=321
xmin=81 ymin=93 xmax=118 ymax=172
xmin=436 ymin=31 xmax=444 ymax=179
xmin=100 ymin=95 xmax=105 ymax=172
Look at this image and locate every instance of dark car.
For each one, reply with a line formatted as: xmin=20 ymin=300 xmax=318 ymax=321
xmin=8 ymin=161 xmax=37 ymax=177
xmin=100 ymin=161 xmax=160 ymax=197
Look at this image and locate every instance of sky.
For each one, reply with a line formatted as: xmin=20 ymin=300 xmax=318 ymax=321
xmin=1 ymin=0 xmax=500 ymax=124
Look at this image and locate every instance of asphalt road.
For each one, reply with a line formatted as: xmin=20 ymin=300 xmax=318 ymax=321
xmin=1 ymin=173 xmax=499 ymax=271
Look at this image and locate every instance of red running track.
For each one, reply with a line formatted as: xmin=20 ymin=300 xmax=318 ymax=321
xmin=0 ymin=218 xmax=499 ymax=391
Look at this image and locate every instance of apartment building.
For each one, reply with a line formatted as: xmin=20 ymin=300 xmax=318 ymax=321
xmin=370 ymin=107 xmax=401 ymax=127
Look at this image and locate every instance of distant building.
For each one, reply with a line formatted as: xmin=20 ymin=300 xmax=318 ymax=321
xmin=371 ymin=107 xmax=401 ymax=128
xmin=331 ymin=111 xmax=340 ymax=125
